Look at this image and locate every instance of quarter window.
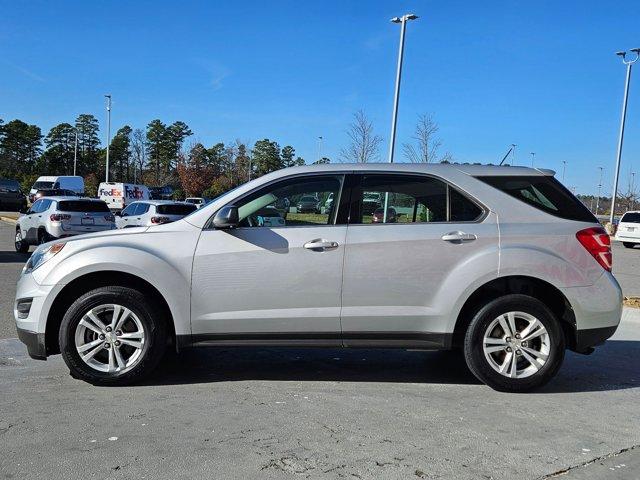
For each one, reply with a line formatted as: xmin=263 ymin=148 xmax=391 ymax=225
xmin=352 ymin=174 xmax=482 ymax=224
xmin=232 ymin=175 xmax=343 ymax=227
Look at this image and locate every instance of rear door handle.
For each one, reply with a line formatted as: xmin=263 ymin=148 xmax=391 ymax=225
xmin=304 ymin=239 xmax=339 ymax=251
xmin=441 ymin=231 xmax=477 ymax=243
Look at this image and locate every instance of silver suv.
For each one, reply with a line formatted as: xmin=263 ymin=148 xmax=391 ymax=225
xmin=13 ymin=164 xmax=622 ymax=391
xmin=14 ymin=197 xmax=115 ymax=252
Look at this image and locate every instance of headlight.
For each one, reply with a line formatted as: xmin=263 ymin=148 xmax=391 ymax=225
xmin=23 ymin=242 xmax=65 ymax=274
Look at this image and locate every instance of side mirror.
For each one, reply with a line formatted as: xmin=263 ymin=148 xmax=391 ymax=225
xmin=115 ymin=211 xmax=122 ymax=217
xmin=213 ymin=205 xmax=239 ymax=229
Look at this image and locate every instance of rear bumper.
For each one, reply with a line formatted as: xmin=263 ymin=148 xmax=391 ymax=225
xmin=614 ymin=235 xmax=640 ymax=243
xmin=16 ymin=328 xmax=47 ymax=360
xmin=574 ymin=325 xmax=617 ymax=352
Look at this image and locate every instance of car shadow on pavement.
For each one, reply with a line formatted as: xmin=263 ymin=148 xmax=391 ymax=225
xmin=0 ymin=250 xmax=31 ymax=263
xmin=140 ymin=339 xmax=640 ymax=392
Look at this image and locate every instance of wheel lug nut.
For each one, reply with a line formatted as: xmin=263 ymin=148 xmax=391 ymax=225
xmin=104 ymin=343 xmax=110 ymax=349
xmin=516 ymin=349 xmax=522 ymax=355
xmin=505 ymin=337 xmax=511 ymax=342
xmin=115 ymin=330 xmax=122 ymax=336
xmin=506 ymin=347 xmax=512 ymax=352
xmin=106 ymin=327 xmax=112 ymax=332
xmin=114 ymin=341 xmax=120 ymax=347
xmin=99 ymin=334 xmax=105 ymax=340
xmin=515 ymin=334 xmax=521 ymax=339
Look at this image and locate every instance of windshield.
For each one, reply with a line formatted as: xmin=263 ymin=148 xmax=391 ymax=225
xmin=34 ymin=181 xmax=55 ymax=189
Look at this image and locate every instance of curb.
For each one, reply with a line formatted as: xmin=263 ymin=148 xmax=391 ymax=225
xmin=622 ymin=306 xmax=640 ymax=323
xmin=0 ymin=216 xmax=18 ymax=225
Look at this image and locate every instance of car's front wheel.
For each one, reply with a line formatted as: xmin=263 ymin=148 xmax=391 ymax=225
xmin=59 ymin=286 xmax=167 ymax=385
xmin=463 ymin=294 xmax=565 ymax=392
xmin=623 ymin=242 xmax=636 ymax=249
xmin=14 ymin=228 xmax=28 ymax=253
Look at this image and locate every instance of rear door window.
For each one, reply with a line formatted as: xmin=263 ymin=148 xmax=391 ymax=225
xmin=477 ymin=175 xmax=596 ymax=222
xmin=157 ymin=204 xmax=197 ymax=215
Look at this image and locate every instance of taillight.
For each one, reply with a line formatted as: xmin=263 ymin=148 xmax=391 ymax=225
xmin=104 ymin=214 xmax=115 ymax=222
xmin=576 ymin=227 xmax=612 ymax=271
xmin=150 ymin=216 xmax=170 ymax=224
xmin=49 ymin=214 xmax=71 ymax=222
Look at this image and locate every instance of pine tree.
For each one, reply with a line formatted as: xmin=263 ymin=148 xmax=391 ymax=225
xmin=252 ymin=139 xmax=282 ymax=177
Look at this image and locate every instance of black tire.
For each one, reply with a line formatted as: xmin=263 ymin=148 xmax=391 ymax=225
xmin=623 ymin=242 xmax=636 ymax=249
xmin=37 ymin=228 xmax=50 ymax=245
xmin=14 ymin=228 xmax=29 ymax=253
xmin=59 ymin=286 xmax=167 ymax=385
xmin=463 ymin=294 xmax=565 ymax=392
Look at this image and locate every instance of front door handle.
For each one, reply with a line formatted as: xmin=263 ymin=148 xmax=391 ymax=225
xmin=303 ymin=239 xmax=339 ymax=251
xmin=441 ymin=231 xmax=477 ymax=243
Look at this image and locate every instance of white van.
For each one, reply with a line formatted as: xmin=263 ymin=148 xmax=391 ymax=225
xmin=98 ymin=182 xmax=150 ymax=211
xmin=30 ymin=176 xmax=84 ymax=197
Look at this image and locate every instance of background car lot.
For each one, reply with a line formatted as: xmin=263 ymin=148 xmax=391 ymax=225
xmin=0 ymin=217 xmax=638 ymax=478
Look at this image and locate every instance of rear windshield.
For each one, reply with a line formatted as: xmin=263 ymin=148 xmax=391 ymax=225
xmin=477 ymin=175 xmax=596 ymax=222
xmin=58 ymin=200 xmax=110 ymax=212
xmin=621 ymin=212 xmax=640 ymax=224
xmin=156 ymin=204 xmax=197 ymax=215
xmin=0 ymin=179 xmax=20 ymax=190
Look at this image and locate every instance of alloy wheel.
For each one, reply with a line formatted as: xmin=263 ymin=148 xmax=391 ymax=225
xmin=482 ymin=311 xmax=550 ymax=379
xmin=74 ymin=304 xmax=146 ymax=374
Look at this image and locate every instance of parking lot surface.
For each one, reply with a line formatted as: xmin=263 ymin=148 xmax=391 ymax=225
xmin=1 ymin=219 xmax=639 ymax=479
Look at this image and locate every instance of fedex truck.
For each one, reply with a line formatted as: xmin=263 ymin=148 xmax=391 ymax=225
xmin=98 ymin=182 xmax=150 ymax=211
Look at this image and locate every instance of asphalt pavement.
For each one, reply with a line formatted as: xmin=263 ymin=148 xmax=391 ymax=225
xmin=1 ymin=218 xmax=639 ymax=479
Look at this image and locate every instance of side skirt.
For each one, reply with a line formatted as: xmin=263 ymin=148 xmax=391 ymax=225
xmin=177 ymin=332 xmax=452 ymax=350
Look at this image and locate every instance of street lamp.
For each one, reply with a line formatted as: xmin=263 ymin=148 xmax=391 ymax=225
xmin=595 ymin=167 xmax=604 ymax=216
xmin=609 ymin=48 xmax=640 ymax=226
xmin=387 ymin=13 xmax=418 ymax=164
xmin=104 ymin=94 xmax=112 ymax=182
xmin=73 ymin=130 xmax=78 ymax=176
xmin=530 ymin=152 xmax=535 ymax=167
xmin=511 ymin=144 xmax=517 ymax=165
xmin=562 ymin=160 xmax=567 ymax=183
xmin=384 ymin=13 xmax=418 ymax=222
xmin=317 ymin=136 xmax=323 ymax=162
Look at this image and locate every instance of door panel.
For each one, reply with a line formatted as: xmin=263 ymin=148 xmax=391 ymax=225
xmin=191 ymin=226 xmax=346 ymax=337
xmin=340 ymin=173 xmax=499 ymax=344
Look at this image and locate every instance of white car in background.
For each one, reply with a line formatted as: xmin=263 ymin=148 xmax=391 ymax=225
xmin=115 ymin=200 xmax=197 ymax=228
xmin=185 ymin=197 xmax=208 ymax=208
xmin=614 ymin=211 xmax=640 ymax=248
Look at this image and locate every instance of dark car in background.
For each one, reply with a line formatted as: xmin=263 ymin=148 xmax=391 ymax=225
xmin=296 ymin=195 xmax=321 ymax=213
xmin=149 ymin=186 xmax=174 ymax=200
xmin=0 ymin=178 xmax=27 ymax=212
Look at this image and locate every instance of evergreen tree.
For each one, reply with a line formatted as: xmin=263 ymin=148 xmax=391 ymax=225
xmin=0 ymin=119 xmax=42 ymax=176
xmin=252 ymin=139 xmax=282 ymax=177
xmin=109 ymin=125 xmax=132 ymax=182
xmin=41 ymin=123 xmax=76 ymax=175
xmin=146 ymin=119 xmax=168 ymax=181
xmin=75 ymin=114 xmax=100 ymax=176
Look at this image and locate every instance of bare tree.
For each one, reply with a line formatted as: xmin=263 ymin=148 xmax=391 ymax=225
xmin=340 ymin=110 xmax=382 ymax=163
xmin=403 ymin=113 xmax=452 ymax=163
xmin=621 ymin=168 xmax=638 ymax=211
xmin=130 ymin=128 xmax=147 ymax=184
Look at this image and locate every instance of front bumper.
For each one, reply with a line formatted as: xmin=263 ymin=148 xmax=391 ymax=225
xmin=16 ymin=328 xmax=47 ymax=360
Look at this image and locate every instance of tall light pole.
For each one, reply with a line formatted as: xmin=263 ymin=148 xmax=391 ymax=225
xmin=530 ymin=152 xmax=535 ymax=167
xmin=384 ymin=13 xmax=418 ymax=223
xmin=387 ymin=13 xmax=418 ymax=164
xmin=317 ymin=136 xmax=323 ymax=162
xmin=104 ymin=94 xmax=112 ymax=182
xmin=562 ymin=160 xmax=567 ymax=183
xmin=609 ymin=48 xmax=640 ymax=226
xmin=595 ymin=166 xmax=604 ymax=216
xmin=632 ymin=171 xmax=637 ymax=210
xmin=73 ymin=130 xmax=78 ymax=176
xmin=511 ymin=144 xmax=517 ymax=165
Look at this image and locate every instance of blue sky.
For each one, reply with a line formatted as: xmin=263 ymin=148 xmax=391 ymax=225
xmin=1 ymin=0 xmax=639 ymax=195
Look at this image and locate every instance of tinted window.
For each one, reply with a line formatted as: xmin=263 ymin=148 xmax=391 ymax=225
xmin=233 ymin=175 xmax=343 ymax=227
xmin=121 ymin=203 xmax=137 ymax=216
xmin=0 ymin=179 xmax=20 ymax=191
xmin=478 ymin=175 xmax=596 ymax=222
xmin=621 ymin=212 xmax=640 ymax=224
xmin=157 ymin=204 xmax=197 ymax=215
xmin=135 ymin=203 xmax=150 ymax=215
xmin=353 ymin=175 xmax=448 ymax=224
xmin=58 ymin=201 xmax=110 ymax=212
xmin=33 ymin=181 xmax=55 ymax=189
xmin=450 ymin=188 xmax=483 ymax=222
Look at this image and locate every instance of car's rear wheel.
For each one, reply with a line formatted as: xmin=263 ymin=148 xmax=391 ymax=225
xmin=463 ymin=294 xmax=565 ymax=392
xmin=623 ymin=242 xmax=636 ymax=249
xmin=59 ymin=286 xmax=167 ymax=385
xmin=37 ymin=228 xmax=50 ymax=245
xmin=14 ymin=228 xmax=28 ymax=253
